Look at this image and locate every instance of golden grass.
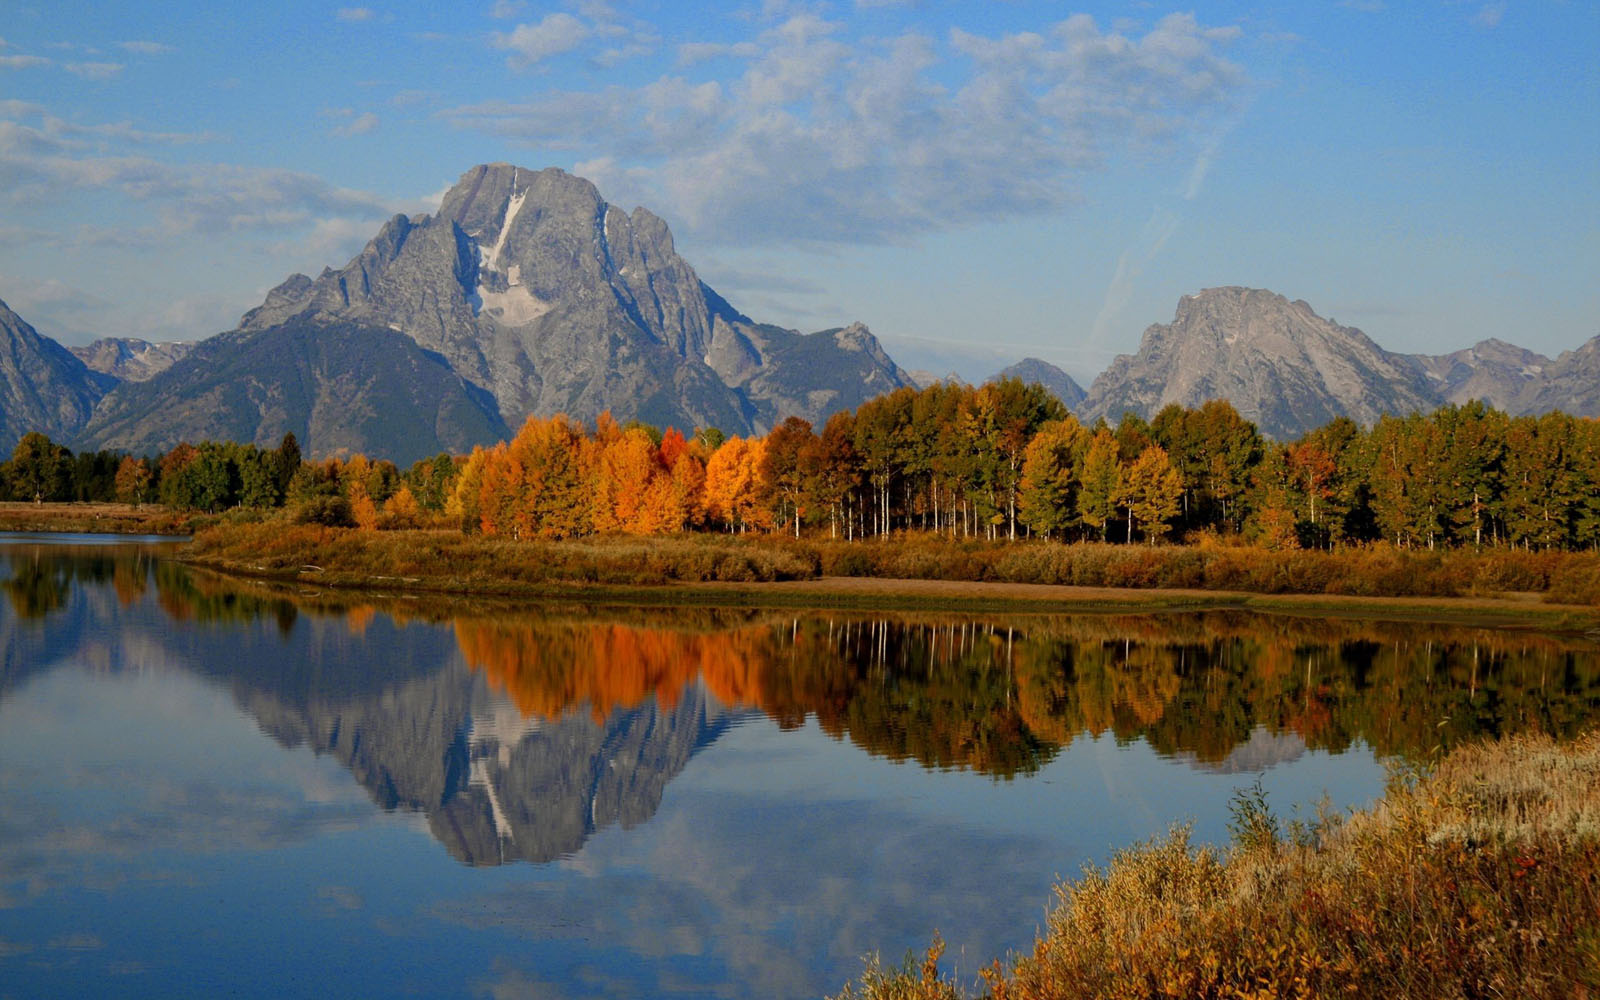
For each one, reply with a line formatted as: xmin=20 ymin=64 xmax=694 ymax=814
xmin=180 ymin=519 xmax=1600 ymax=612
xmin=831 ymin=730 xmax=1600 ymax=1000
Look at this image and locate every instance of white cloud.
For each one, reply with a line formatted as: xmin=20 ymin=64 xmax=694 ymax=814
xmin=117 ymin=40 xmax=177 ymax=55
xmin=65 ymin=61 xmax=124 ymax=80
xmin=450 ymin=13 xmax=1244 ymax=248
xmin=0 ymin=54 xmax=50 ymax=70
xmin=493 ymin=12 xmax=591 ymax=67
xmin=489 ymin=0 xmax=527 ymax=18
xmin=336 ymin=7 xmax=376 ymax=22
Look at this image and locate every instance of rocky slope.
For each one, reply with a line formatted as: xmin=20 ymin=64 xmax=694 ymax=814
xmin=996 ymin=357 xmax=1086 ymax=409
xmin=0 ymin=297 xmax=114 ymax=451
xmin=239 ymin=162 xmax=912 ymax=438
xmin=1508 ymin=334 xmax=1600 ymax=418
xmin=1078 ymin=288 xmax=1442 ymax=439
xmin=77 ymin=318 xmax=509 ymax=464
xmin=70 ymin=337 xmax=192 ymax=382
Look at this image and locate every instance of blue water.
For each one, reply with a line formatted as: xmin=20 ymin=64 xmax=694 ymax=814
xmin=0 ymin=537 xmax=1591 ymax=999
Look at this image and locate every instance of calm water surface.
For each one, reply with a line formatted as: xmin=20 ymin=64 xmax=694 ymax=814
xmin=1 ymin=537 xmax=1597 ymax=999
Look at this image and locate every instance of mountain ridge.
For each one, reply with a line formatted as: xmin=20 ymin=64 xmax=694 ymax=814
xmin=1076 ymin=286 xmax=1599 ymax=438
xmin=233 ymin=162 xmax=914 ymax=440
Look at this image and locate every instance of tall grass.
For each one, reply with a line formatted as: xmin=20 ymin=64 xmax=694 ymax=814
xmin=831 ymin=730 xmax=1600 ymax=1000
xmin=183 ymin=517 xmax=1600 ymax=604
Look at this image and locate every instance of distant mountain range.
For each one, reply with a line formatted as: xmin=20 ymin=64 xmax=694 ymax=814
xmin=10 ymin=163 xmax=915 ymax=463
xmin=0 ymin=168 xmax=1596 ymax=457
xmin=1078 ymin=287 xmax=1600 ymax=438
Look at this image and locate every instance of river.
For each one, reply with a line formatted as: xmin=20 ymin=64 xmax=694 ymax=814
xmin=1 ymin=535 xmax=1596 ymax=998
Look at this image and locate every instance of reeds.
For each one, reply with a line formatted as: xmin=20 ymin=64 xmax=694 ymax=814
xmin=831 ymin=730 xmax=1600 ymax=1000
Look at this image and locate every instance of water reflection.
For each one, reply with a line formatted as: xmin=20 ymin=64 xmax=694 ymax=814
xmin=3 ymin=542 xmax=1599 ymax=868
xmin=3 ymin=540 xmax=1599 ymax=999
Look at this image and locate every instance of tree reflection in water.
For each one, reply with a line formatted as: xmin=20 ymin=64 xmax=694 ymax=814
xmin=6 ymin=543 xmax=1599 ymax=777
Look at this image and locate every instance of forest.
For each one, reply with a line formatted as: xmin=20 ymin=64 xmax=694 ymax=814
xmin=5 ymin=378 xmax=1600 ymax=554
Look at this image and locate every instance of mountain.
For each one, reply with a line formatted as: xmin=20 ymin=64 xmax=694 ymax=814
xmin=77 ymin=318 xmax=509 ymax=464
xmin=1509 ymin=334 xmax=1600 ymax=418
xmin=996 ymin=357 xmax=1086 ymax=409
xmin=0 ymin=298 xmax=115 ymax=452
xmin=70 ymin=337 xmax=192 ymax=383
xmin=239 ymin=162 xmax=912 ymax=438
xmin=1078 ymin=287 xmax=1440 ymax=439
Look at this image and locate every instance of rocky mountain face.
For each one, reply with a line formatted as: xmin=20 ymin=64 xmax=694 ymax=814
xmin=1078 ymin=288 xmax=1444 ymax=439
xmin=239 ymin=163 xmax=912 ymax=439
xmin=996 ymin=357 xmax=1086 ymax=409
xmin=0 ymin=297 xmax=115 ymax=451
xmin=70 ymin=337 xmax=192 ymax=383
xmin=1501 ymin=334 xmax=1600 ymax=418
xmin=77 ymin=319 xmax=509 ymax=464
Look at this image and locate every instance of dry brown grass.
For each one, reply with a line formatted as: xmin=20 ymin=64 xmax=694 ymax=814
xmin=181 ymin=519 xmax=1600 ymax=606
xmin=0 ymin=500 xmax=209 ymax=535
xmin=830 ymin=730 xmax=1600 ymax=1000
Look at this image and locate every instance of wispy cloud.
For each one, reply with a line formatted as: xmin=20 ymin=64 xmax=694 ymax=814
xmin=117 ymin=40 xmax=176 ymax=55
xmin=336 ymin=7 xmax=376 ymax=22
xmin=332 ymin=111 xmax=380 ymax=137
xmin=0 ymin=114 xmax=396 ymax=239
xmin=1091 ymin=207 xmax=1181 ymax=350
xmin=0 ymin=54 xmax=51 ymax=70
xmin=452 ymin=13 xmax=1244 ymax=248
xmin=1470 ymin=3 xmax=1506 ymax=28
xmin=64 ymin=61 xmax=124 ymax=80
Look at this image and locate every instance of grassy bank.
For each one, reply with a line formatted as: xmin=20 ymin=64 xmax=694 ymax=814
xmin=834 ymin=729 xmax=1600 ymax=1000
xmin=179 ymin=519 xmax=1600 ymax=613
xmin=0 ymin=501 xmax=212 ymax=535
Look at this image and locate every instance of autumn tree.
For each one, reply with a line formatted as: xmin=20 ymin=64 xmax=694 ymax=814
xmin=1122 ymin=443 xmax=1184 ymax=543
xmin=593 ymin=425 xmax=679 ymax=534
xmin=1018 ymin=417 xmax=1089 ymax=538
xmin=704 ymin=435 xmax=769 ymax=533
xmin=7 ymin=432 xmax=71 ymax=504
xmin=445 ymin=446 xmax=490 ymax=531
xmin=114 ymin=456 xmax=153 ymax=507
xmin=814 ymin=411 xmax=863 ymax=539
xmin=761 ymin=416 xmax=817 ymax=537
xmin=381 ymin=485 xmax=423 ymax=529
xmin=1077 ymin=429 xmax=1122 ymax=541
xmin=477 ymin=415 xmax=594 ymax=540
xmin=968 ymin=378 xmax=1068 ymax=539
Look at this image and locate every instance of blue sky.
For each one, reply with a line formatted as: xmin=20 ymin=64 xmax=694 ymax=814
xmin=0 ymin=1 xmax=1595 ymax=382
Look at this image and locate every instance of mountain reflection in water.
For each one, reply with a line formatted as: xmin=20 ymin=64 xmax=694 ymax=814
xmin=3 ymin=542 xmax=1599 ymax=871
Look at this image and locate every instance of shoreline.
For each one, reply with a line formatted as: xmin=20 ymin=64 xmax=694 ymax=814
xmin=2 ymin=507 xmax=1594 ymax=629
xmin=178 ymin=553 xmax=1600 ymax=630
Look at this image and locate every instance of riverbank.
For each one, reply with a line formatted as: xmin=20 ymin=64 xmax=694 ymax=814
xmin=832 ymin=728 xmax=1600 ymax=1000
xmin=0 ymin=501 xmax=210 ymax=535
xmin=175 ymin=520 xmax=1600 ymax=627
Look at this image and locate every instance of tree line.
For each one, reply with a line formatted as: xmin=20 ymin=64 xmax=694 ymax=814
xmin=6 ymin=381 xmax=1599 ymax=550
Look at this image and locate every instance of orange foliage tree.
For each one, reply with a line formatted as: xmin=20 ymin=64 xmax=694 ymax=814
xmin=704 ymin=435 xmax=770 ymax=532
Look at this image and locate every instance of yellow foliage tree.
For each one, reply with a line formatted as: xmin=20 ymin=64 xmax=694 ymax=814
xmin=704 ymin=436 xmax=771 ymax=532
